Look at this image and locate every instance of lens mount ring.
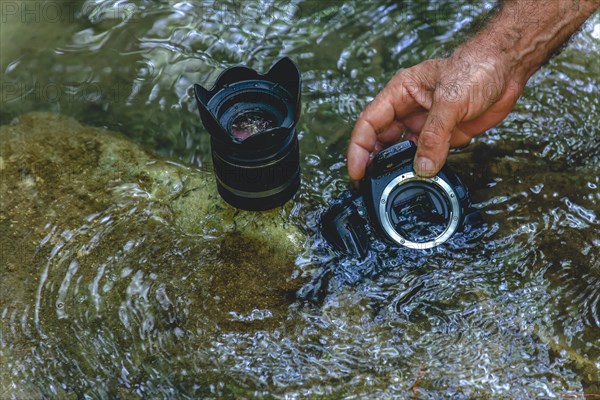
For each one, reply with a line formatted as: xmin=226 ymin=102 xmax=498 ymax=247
xmin=378 ymin=172 xmax=461 ymax=249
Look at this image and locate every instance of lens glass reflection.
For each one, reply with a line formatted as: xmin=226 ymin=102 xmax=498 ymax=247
xmin=230 ymin=110 xmax=275 ymax=140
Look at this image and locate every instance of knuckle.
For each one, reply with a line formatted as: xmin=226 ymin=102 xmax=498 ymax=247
xmin=415 ymin=59 xmax=441 ymax=72
xmin=364 ymin=117 xmax=383 ymax=135
xmin=420 ymin=128 xmax=446 ymax=149
xmin=437 ymin=81 xmax=464 ymax=104
xmin=403 ymin=60 xmax=439 ymax=84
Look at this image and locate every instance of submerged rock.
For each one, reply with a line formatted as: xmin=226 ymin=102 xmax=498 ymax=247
xmin=0 ymin=112 xmax=305 ymax=333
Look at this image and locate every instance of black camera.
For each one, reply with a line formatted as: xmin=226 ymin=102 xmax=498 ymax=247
xmin=322 ymin=141 xmax=480 ymax=257
xmin=194 ymin=58 xmax=301 ymax=211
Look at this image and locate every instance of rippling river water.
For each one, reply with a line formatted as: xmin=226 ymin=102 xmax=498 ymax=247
xmin=1 ymin=1 xmax=599 ymax=398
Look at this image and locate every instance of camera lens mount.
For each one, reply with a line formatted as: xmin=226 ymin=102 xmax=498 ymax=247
xmin=378 ymin=172 xmax=461 ymax=249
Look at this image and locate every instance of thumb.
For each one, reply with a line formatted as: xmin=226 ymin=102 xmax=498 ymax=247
xmin=414 ymin=104 xmax=459 ymax=177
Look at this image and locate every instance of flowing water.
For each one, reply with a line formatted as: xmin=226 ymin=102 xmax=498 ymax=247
xmin=1 ymin=0 xmax=599 ymax=398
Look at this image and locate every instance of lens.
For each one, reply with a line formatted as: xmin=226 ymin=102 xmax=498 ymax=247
xmin=194 ymin=57 xmax=301 ymax=211
xmin=383 ymin=178 xmax=455 ymax=245
xmin=230 ymin=110 xmax=275 ymax=140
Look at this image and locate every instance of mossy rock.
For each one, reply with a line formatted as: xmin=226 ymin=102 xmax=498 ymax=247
xmin=0 ymin=112 xmax=305 ymax=333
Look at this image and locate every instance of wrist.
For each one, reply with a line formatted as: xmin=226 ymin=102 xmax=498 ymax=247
xmin=449 ymin=41 xmax=517 ymax=86
xmin=453 ymin=26 xmax=532 ymax=87
xmin=461 ymin=0 xmax=599 ymax=86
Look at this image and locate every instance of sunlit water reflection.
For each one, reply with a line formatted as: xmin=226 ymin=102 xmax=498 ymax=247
xmin=1 ymin=0 xmax=599 ymax=398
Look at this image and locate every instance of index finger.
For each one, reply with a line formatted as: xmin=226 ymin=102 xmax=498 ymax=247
xmin=347 ymin=92 xmax=396 ymax=181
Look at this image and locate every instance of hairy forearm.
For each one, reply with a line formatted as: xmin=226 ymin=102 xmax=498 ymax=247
xmin=346 ymin=0 xmax=598 ymax=179
xmin=458 ymin=0 xmax=598 ymax=84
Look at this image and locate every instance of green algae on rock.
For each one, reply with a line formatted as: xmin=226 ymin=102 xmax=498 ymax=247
xmin=0 ymin=112 xmax=305 ymax=333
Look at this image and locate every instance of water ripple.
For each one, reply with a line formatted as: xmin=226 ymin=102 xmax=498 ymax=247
xmin=1 ymin=0 xmax=599 ymax=398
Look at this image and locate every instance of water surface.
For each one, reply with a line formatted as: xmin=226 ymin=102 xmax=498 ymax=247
xmin=1 ymin=0 xmax=599 ymax=398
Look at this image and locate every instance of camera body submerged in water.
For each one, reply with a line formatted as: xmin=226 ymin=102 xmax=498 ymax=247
xmin=322 ymin=141 xmax=480 ymax=257
xmin=194 ymin=58 xmax=301 ymax=211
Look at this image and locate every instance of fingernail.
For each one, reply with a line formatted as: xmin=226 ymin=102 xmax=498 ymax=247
xmin=414 ymin=156 xmax=436 ymax=177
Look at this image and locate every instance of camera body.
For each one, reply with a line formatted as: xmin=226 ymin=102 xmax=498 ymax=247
xmin=322 ymin=141 xmax=479 ymax=257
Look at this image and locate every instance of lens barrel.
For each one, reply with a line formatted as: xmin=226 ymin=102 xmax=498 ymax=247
xmin=194 ymin=58 xmax=301 ymax=211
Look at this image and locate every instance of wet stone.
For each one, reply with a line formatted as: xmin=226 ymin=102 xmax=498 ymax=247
xmin=0 ymin=112 xmax=305 ymax=334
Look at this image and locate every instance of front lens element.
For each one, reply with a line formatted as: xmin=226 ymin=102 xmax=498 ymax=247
xmin=230 ymin=110 xmax=276 ymax=140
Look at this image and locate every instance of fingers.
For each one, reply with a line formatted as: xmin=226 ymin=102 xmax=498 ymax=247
xmin=347 ymin=68 xmax=425 ymax=181
xmin=377 ymin=120 xmax=405 ymax=144
xmin=347 ymin=92 xmax=396 ymax=180
xmin=413 ymin=104 xmax=460 ymax=177
xmin=347 ymin=142 xmax=372 ymax=181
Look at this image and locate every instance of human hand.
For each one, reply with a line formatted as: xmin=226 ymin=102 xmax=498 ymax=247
xmin=347 ymin=0 xmax=598 ymax=181
xmin=347 ymin=49 xmax=524 ymax=180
